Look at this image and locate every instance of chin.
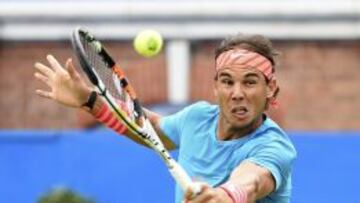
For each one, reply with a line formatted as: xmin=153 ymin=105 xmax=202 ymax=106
xmin=232 ymin=115 xmax=259 ymax=130
xmin=231 ymin=119 xmax=252 ymax=129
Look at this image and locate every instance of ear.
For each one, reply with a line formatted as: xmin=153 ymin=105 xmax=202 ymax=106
xmin=266 ymin=78 xmax=277 ymax=99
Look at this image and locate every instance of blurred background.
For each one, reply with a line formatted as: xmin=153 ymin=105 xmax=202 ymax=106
xmin=0 ymin=0 xmax=359 ymax=202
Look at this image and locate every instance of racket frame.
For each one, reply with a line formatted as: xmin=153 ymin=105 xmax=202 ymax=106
xmin=71 ymin=27 xmax=200 ymax=194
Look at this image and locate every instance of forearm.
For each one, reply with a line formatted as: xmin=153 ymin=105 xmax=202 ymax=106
xmin=84 ymin=95 xmax=128 ymax=134
xmin=84 ymin=95 xmax=175 ymax=149
xmin=220 ymin=161 xmax=275 ymax=203
xmin=81 ymin=94 xmax=143 ymax=144
xmin=222 ymin=173 xmax=260 ymax=203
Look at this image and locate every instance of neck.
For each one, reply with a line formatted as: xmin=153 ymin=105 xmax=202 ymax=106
xmin=217 ymin=114 xmax=264 ymax=141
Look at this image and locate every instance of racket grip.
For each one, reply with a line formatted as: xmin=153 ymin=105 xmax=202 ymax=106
xmin=169 ymin=160 xmax=202 ymax=195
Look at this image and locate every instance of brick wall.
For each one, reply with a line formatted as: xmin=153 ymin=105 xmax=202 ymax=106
xmin=0 ymin=40 xmax=359 ymax=129
xmin=0 ymin=41 xmax=166 ymax=128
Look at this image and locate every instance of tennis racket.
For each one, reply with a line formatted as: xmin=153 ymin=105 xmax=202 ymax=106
xmin=71 ymin=27 xmax=200 ymax=194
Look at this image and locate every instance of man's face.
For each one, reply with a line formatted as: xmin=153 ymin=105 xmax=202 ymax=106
xmin=214 ymin=66 xmax=271 ymax=130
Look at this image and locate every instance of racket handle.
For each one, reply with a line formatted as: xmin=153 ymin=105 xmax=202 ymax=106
xmin=169 ymin=160 xmax=202 ymax=195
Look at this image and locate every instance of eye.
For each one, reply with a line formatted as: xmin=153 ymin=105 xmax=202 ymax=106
xmin=244 ymin=79 xmax=257 ymax=86
xmin=220 ymin=78 xmax=234 ymax=86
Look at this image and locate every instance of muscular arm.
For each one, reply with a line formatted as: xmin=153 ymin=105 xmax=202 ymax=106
xmin=184 ymin=161 xmax=275 ymax=203
xmin=226 ymin=161 xmax=275 ymax=202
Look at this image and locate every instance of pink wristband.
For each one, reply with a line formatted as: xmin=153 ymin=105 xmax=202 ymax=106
xmin=219 ymin=182 xmax=247 ymax=203
xmin=94 ymin=102 xmax=127 ymax=134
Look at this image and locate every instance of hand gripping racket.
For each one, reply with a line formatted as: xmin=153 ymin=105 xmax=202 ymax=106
xmin=71 ymin=28 xmax=200 ymax=195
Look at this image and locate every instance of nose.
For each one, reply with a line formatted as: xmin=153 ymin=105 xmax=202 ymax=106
xmin=231 ymin=83 xmax=245 ymax=101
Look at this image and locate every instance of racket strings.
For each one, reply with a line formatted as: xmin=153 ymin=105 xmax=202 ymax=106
xmin=81 ymin=36 xmax=136 ymax=121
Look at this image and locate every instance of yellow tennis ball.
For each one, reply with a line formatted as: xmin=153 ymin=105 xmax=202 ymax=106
xmin=133 ymin=29 xmax=163 ymax=57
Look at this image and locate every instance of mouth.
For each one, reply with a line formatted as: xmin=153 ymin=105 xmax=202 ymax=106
xmin=231 ymin=106 xmax=248 ymax=118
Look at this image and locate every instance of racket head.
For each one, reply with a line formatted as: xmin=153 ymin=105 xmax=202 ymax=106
xmin=71 ymin=28 xmax=135 ymax=118
xmin=71 ymin=28 xmax=99 ymax=86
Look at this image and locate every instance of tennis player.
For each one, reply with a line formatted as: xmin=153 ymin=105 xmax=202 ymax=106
xmin=34 ymin=33 xmax=296 ymax=203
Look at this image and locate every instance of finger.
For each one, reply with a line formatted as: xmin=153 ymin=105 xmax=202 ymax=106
xmin=34 ymin=62 xmax=54 ymax=78
xmin=184 ymin=187 xmax=195 ymax=200
xmin=35 ymin=89 xmax=53 ymax=99
xmin=191 ymin=182 xmax=205 ymax=197
xmin=191 ymin=186 xmax=214 ymax=203
xmin=47 ymin=54 xmax=66 ymax=74
xmin=184 ymin=183 xmax=207 ymax=201
xmin=34 ymin=72 xmax=51 ymax=86
xmin=66 ymin=58 xmax=79 ymax=79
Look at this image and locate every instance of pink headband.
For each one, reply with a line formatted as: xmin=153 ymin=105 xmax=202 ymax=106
xmin=216 ymin=49 xmax=274 ymax=80
xmin=216 ymin=49 xmax=279 ymax=108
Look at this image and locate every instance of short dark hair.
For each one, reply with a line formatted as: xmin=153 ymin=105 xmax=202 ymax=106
xmin=215 ymin=33 xmax=279 ymax=71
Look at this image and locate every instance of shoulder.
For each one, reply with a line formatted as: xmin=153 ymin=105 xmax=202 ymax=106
xmin=246 ymin=117 xmax=297 ymax=160
xmin=160 ymin=101 xmax=218 ymax=127
xmin=186 ymin=101 xmax=217 ymax=111
xmin=193 ymin=101 xmax=218 ymax=111
xmin=181 ymin=101 xmax=218 ymax=118
xmin=257 ymin=118 xmax=295 ymax=145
